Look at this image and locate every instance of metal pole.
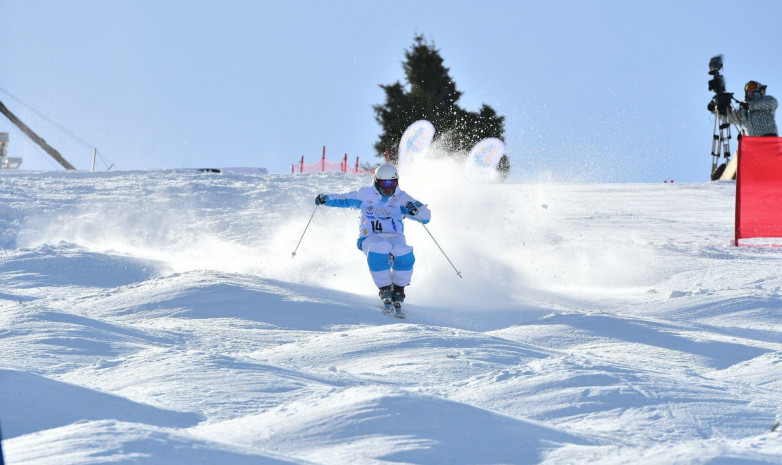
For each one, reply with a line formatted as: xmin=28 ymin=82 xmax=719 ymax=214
xmin=0 ymin=100 xmax=76 ymax=170
xmin=0 ymin=419 xmax=5 ymax=465
xmin=92 ymin=148 xmax=97 ymax=172
xmin=421 ymin=223 xmax=462 ymax=278
xmin=291 ymin=205 xmax=319 ymax=257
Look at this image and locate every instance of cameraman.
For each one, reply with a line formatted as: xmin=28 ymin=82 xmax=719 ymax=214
xmin=710 ymin=80 xmax=778 ymax=136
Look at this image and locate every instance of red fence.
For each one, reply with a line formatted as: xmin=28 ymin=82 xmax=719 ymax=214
xmin=735 ymin=136 xmax=782 ymax=245
xmin=292 ymin=146 xmax=371 ymax=174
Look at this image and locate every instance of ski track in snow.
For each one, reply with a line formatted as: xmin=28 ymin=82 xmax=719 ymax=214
xmin=1 ymin=165 xmax=781 ymax=464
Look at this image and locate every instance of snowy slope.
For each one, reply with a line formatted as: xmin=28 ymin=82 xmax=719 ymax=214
xmin=1 ymin=164 xmax=781 ymax=464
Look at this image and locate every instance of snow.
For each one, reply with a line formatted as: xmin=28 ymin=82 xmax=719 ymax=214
xmin=1 ymin=163 xmax=781 ymax=464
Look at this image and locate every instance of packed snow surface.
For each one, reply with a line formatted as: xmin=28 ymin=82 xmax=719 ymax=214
xmin=1 ymin=164 xmax=781 ymax=464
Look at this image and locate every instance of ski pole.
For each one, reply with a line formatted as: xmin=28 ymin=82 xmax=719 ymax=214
xmin=420 ymin=223 xmax=462 ymax=278
xmin=291 ymin=204 xmax=319 ymax=257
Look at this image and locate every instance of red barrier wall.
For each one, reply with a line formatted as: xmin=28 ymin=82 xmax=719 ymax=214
xmin=735 ymin=136 xmax=782 ymax=244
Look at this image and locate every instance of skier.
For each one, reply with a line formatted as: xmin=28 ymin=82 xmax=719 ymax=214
xmin=315 ymin=164 xmax=431 ymax=318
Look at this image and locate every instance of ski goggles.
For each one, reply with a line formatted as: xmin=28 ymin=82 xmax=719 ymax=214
xmin=745 ymin=81 xmax=760 ymax=92
xmin=377 ymin=179 xmax=398 ymax=190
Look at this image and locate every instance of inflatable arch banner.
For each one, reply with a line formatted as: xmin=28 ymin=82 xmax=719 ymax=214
xmin=398 ymin=120 xmax=435 ymax=167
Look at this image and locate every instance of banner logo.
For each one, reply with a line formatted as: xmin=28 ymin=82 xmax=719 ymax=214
xmin=468 ymin=138 xmax=505 ymax=170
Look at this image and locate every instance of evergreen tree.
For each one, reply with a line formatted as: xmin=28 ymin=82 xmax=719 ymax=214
xmin=373 ymin=35 xmax=507 ymax=173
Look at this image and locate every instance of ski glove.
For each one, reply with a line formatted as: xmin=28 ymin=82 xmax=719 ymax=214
xmin=315 ymin=194 xmax=328 ymax=205
xmin=405 ymin=201 xmax=418 ymax=216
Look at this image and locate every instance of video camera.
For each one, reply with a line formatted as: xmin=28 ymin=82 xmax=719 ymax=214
xmin=708 ymin=55 xmax=734 ymax=116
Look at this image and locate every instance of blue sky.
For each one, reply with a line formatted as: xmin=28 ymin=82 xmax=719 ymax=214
xmin=2 ymin=0 xmax=782 ymax=182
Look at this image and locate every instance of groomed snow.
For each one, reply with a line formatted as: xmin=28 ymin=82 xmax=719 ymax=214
xmin=1 ymin=160 xmax=781 ymax=464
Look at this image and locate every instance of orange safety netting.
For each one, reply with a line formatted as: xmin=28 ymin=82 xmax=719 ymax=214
xmin=292 ymin=147 xmax=372 ymax=174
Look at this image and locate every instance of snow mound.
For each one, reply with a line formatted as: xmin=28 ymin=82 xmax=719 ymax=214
xmin=1 ymin=170 xmax=781 ymax=464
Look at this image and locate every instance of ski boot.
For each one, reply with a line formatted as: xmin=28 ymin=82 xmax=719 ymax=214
xmin=392 ymin=286 xmax=406 ymax=319
xmin=379 ymin=285 xmax=394 ymax=315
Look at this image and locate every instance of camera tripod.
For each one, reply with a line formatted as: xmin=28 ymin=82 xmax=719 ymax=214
xmin=710 ymin=111 xmax=734 ymax=180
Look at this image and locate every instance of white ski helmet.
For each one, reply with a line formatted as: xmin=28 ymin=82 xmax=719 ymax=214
xmin=374 ymin=164 xmax=399 ymax=196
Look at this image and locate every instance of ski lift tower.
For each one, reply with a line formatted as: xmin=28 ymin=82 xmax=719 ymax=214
xmin=0 ymin=132 xmax=22 ymax=170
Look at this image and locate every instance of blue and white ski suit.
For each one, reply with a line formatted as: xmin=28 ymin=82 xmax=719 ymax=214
xmin=321 ymin=185 xmax=431 ymax=288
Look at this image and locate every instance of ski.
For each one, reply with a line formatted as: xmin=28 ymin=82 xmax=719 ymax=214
xmin=392 ymin=302 xmax=406 ymax=319
xmin=378 ymin=285 xmax=406 ymax=319
xmin=380 ymin=303 xmax=406 ymax=319
xmin=382 ymin=302 xmax=395 ymax=315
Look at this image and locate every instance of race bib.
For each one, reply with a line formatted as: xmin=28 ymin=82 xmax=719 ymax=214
xmin=361 ymin=215 xmax=400 ymax=236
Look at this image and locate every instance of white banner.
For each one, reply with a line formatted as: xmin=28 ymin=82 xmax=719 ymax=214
xmin=467 ymin=138 xmax=505 ymax=170
xmin=398 ymin=120 xmax=435 ymax=167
